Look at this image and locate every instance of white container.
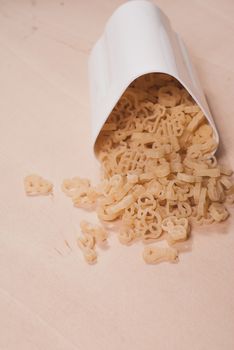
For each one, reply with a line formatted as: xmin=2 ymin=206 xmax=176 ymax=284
xmin=89 ymin=0 xmax=219 ymax=148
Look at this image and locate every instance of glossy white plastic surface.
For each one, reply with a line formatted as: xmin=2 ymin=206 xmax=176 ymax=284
xmin=89 ymin=0 xmax=219 ymax=148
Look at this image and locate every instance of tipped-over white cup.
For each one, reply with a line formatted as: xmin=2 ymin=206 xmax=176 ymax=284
xmin=89 ymin=0 xmax=219 ymax=149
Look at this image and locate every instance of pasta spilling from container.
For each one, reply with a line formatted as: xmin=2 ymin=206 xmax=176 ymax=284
xmin=62 ymin=74 xmax=233 ymax=264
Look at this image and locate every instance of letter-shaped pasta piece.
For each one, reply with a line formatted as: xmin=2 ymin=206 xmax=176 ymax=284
xmin=131 ymin=184 xmax=146 ymax=199
xmin=161 ymin=216 xmax=176 ymax=232
xmin=227 ymin=185 xmax=234 ymax=196
xmin=154 ymin=162 xmax=170 ymax=178
xmin=97 ymin=205 xmax=120 ymax=221
xmin=184 ymin=105 xmax=200 ymax=114
xmin=143 ymin=222 xmax=163 ymax=242
xmin=84 ymin=248 xmax=97 ymax=264
xmin=145 ymin=149 xmax=165 ymax=159
xmin=137 ymin=208 xmax=154 ymax=222
xmin=62 ymin=177 xmax=99 ymax=208
xmin=137 ymin=193 xmax=156 ymax=209
xmin=219 ymin=176 xmax=233 ymax=190
xmin=143 ymin=246 xmax=178 ymax=264
xmin=197 ymin=187 xmax=207 ymax=217
xmin=24 ymin=174 xmax=53 ymax=196
xmin=192 ymin=125 xmax=213 ymax=144
xmin=170 ymin=162 xmax=184 ymax=173
xmin=205 ymin=156 xmax=217 ymax=168
xmin=226 ymin=194 xmax=234 ymax=204
xmin=193 ymin=182 xmax=201 ymax=204
xmin=187 ymin=111 xmax=205 ymax=132
xmin=118 ymin=228 xmax=135 ymax=245
xmin=80 ymin=221 xmax=108 ymax=244
xmin=208 ymin=203 xmax=229 ymax=222
xmin=127 ymin=173 xmax=139 ymax=184
xmin=127 ymin=87 xmax=157 ymax=104
xmin=131 ymin=132 xmax=157 ymax=144
xmin=77 ymin=235 xmax=97 ymax=264
xmin=62 ymin=177 xmax=90 ymax=197
xmin=183 ymin=158 xmax=209 ymax=171
xmin=219 ymin=166 xmax=233 ymax=176
xmin=77 ymin=235 xmax=95 ymax=250
xmin=178 ymin=202 xmax=192 ymax=217
xmin=106 ymin=194 xmax=134 ymax=216
xmin=193 ymin=168 xmax=220 ymax=178
xmin=139 ymin=172 xmax=155 ymax=183
xmin=167 ymin=225 xmax=188 ymax=244
xmin=102 ymin=123 xmax=117 ymax=131
xmin=158 ymin=85 xmax=181 ymax=107
xmin=114 ymin=181 xmax=135 ymax=202
xmin=165 ymin=181 xmax=177 ymax=201
xmin=207 ymin=178 xmax=221 ymax=202
xmin=177 ymin=173 xmax=202 ymax=183
xmin=161 ymin=216 xmax=189 ymax=232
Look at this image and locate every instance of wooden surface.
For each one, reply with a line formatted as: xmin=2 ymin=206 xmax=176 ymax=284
xmin=0 ymin=1 xmax=234 ymax=349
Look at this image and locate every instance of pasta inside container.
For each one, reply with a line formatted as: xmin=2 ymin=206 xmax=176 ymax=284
xmin=94 ymin=72 xmax=217 ymax=159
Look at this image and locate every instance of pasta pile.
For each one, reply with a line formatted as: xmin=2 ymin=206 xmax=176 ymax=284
xmin=62 ymin=73 xmax=233 ymax=264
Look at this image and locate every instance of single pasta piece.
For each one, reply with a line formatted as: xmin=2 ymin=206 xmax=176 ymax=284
xmin=158 ymin=85 xmax=181 ymax=107
xmin=219 ymin=166 xmax=233 ymax=176
xmin=197 ymin=187 xmax=208 ymax=217
xmin=166 ymin=225 xmax=188 ymax=245
xmin=143 ymin=246 xmax=178 ymax=264
xmin=106 ymin=194 xmax=134 ymax=216
xmin=219 ymin=176 xmax=233 ymax=190
xmin=77 ymin=235 xmax=95 ymax=250
xmin=77 ymin=235 xmax=97 ymax=264
xmin=62 ymin=177 xmax=90 ymax=197
xmin=161 ymin=217 xmax=176 ymax=232
xmin=24 ymin=174 xmax=53 ymax=196
xmin=83 ymin=248 xmax=97 ymax=264
xmin=187 ymin=111 xmax=204 ymax=132
xmin=154 ymin=163 xmax=170 ymax=178
xmin=177 ymin=172 xmax=202 ymax=183
xmin=61 ymin=177 xmax=99 ymax=207
xmin=118 ymin=227 xmax=135 ymax=245
xmin=208 ymin=203 xmax=229 ymax=222
xmin=80 ymin=220 xmax=108 ymax=244
xmin=161 ymin=216 xmax=189 ymax=232
xmin=183 ymin=105 xmax=200 ymax=114
xmin=193 ymin=168 xmax=220 ymax=178
xmin=161 ymin=216 xmax=189 ymax=244
xmin=102 ymin=123 xmax=117 ymax=131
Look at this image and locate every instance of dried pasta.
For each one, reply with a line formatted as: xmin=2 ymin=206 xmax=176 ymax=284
xmin=61 ymin=177 xmax=99 ymax=207
xmin=143 ymin=246 xmax=178 ymax=264
xmin=61 ymin=73 xmax=233 ymax=265
xmin=77 ymin=234 xmax=97 ymax=264
xmin=80 ymin=220 xmax=108 ymax=245
xmin=24 ymin=174 xmax=53 ymax=196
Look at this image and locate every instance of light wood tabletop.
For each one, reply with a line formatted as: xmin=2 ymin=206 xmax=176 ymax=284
xmin=0 ymin=1 xmax=233 ymax=349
